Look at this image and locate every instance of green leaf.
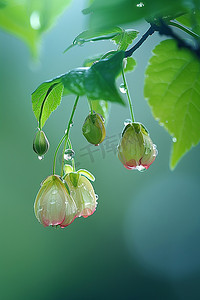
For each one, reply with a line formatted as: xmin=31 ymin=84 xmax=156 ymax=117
xmin=0 ymin=0 xmax=72 ymax=57
xmin=64 ymin=27 xmax=123 ymax=53
xmin=83 ymin=53 xmax=105 ymax=67
xmin=144 ymin=39 xmax=200 ymax=169
xmin=83 ymin=0 xmax=188 ymax=30
xmin=124 ymin=57 xmax=136 ymax=72
xmin=61 ymin=51 xmax=125 ymax=105
xmin=176 ymin=9 xmax=200 ymax=35
xmin=77 ymin=169 xmax=95 ymax=181
xmin=91 ymin=100 xmax=110 ymax=125
xmin=32 ymin=79 xmax=64 ymax=128
xmin=112 ymin=29 xmax=139 ymax=51
xmin=83 ymin=53 xmax=136 ymax=73
xmin=32 ymin=51 xmax=125 ymax=127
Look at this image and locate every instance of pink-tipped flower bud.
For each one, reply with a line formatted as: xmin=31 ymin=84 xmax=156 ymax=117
xmin=34 ymin=175 xmax=77 ymax=227
xmin=64 ymin=171 xmax=97 ymax=218
xmin=82 ymin=113 xmax=106 ymax=145
xmin=117 ymin=122 xmax=157 ymax=171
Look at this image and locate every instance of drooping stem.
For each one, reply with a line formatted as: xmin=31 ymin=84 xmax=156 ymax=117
xmin=88 ymin=99 xmax=93 ymax=115
xmin=169 ymin=20 xmax=200 ymax=39
xmin=125 ymin=20 xmax=200 ymax=59
xmin=125 ymin=25 xmax=155 ymax=58
xmin=53 ymin=95 xmax=79 ymax=175
xmin=121 ymin=67 xmax=135 ymax=123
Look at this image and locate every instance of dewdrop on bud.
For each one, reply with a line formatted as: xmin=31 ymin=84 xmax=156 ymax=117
xmin=33 ymin=129 xmax=49 ymax=157
xmin=82 ymin=112 xmax=106 ymax=145
xmin=117 ymin=122 xmax=157 ymax=171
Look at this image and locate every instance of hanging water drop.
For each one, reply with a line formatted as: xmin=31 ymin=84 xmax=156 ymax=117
xmin=124 ymin=119 xmax=132 ymax=126
xmin=119 ymin=83 xmax=127 ymax=94
xmin=136 ymin=165 xmax=146 ymax=172
xmin=136 ymin=2 xmax=144 ymax=7
xmin=153 ymin=144 xmax=158 ymax=157
xmin=64 ymin=149 xmax=75 ymax=161
xmin=30 ymin=11 xmax=41 ymax=30
xmin=95 ymin=194 xmax=99 ymax=200
xmin=70 ymin=121 xmax=74 ymax=127
xmin=51 ymin=189 xmax=58 ymax=195
xmin=38 ymin=155 xmax=44 ymax=160
xmin=172 ymin=137 xmax=177 ymax=143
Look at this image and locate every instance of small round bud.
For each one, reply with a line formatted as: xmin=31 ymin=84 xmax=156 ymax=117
xmin=82 ymin=113 xmax=106 ymax=145
xmin=33 ymin=130 xmax=49 ymax=156
xmin=117 ymin=122 xmax=157 ymax=171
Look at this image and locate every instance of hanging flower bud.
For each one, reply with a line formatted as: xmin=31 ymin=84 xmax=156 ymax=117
xmin=117 ymin=122 xmax=157 ymax=171
xmin=82 ymin=113 xmax=106 ymax=145
xmin=34 ymin=175 xmax=77 ymax=227
xmin=64 ymin=169 xmax=97 ymax=218
xmin=33 ymin=129 xmax=49 ymax=157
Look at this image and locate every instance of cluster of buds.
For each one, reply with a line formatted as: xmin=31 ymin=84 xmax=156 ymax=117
xmin=34 ymin=166 xmax=97 ymax=228
xmin=117 ymin=122 xmax=157 ymax=171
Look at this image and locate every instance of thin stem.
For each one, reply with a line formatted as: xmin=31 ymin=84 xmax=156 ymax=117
xmin=125 ymin=25 xmax=155 ymax=57
xmin=121 ymin=67 xmax=135 ymax=123
xmin=52 ymin=95 xmax=79 ymax=175
xmin=151 ymin=20 xmax=200 ymax=59
xmin=169 ymin=21 xmax=200 ymax=39
xmin=67 ymin=138 xmax=76 ymax=172
xmin=88 ymin=99 xmax=93 ymax=115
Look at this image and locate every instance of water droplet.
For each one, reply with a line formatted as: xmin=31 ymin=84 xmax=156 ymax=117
xmin=38 ymin=155 xmax=44 ymax=160
xmin=95 ymin=144 xmax=99 ymax=146
xmin=160 ymin=122 xmax=164 ymax=126
xmin=30 ymin=11 xmax=41 ymax=30
xmin=165 ymin=120 xmax=168 ymax=123
xmin=95 ymin=194 xmax=98 ymax=200
xmin=52 ymin=189 xmax=58 ymax=195
xmin=77 ymin=41 xmax=84 ymax=46
xmin=136 ymin=2 xmax=144 ymax=7
xmin=64 ymin=149 xmax=75 ymax=161
xmin=153 ymin=144 xmax=158 ymax=156
xmin=136 ymin=165 xmax=146 ymax=172
xmin=172 ymin=137 xmax=177 ymax=143
xmin=124 ymin=119 xmax=132 ymax=126
xmin=145 ymin=147 xmax=151 ymax=155
xmin=60 ymin=178 xmax=66 ymax=184
xmin=70 ymin=121 xmax=74 ymax=127
xmin=119 ymin=83 xmax=127 ymax=94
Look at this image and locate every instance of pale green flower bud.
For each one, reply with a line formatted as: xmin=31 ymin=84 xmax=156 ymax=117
xmin=117 ymin=122 xmax=157 ymax=171
xmin=64 ymin=171 xmax=97 ymax=218
xmin=34 ymin=175 xmax=77 ymax=227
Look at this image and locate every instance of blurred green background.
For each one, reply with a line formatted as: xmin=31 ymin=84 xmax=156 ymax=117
xmin=1 ymin=1 xmax=200 ymax=299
